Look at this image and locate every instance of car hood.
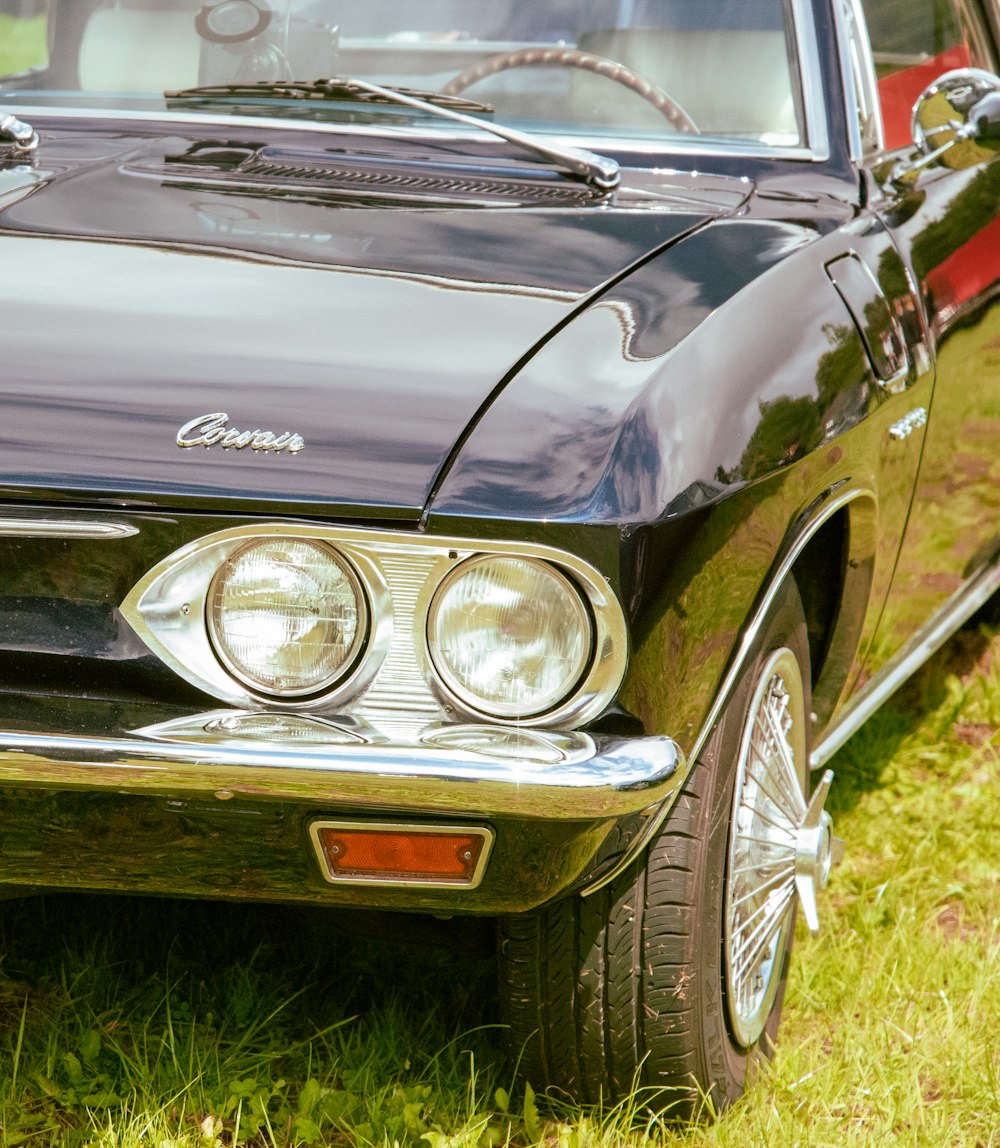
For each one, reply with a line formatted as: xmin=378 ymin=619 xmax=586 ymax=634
xmin=0 ymin=122 xmax=751 ymax=519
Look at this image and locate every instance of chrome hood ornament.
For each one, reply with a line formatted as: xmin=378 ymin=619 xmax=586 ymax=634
xmin=177 ymin=412 xmax=305 ymax=453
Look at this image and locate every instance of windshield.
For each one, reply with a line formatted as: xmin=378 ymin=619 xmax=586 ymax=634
xmin=2 ymin=0 xmax=807 ymax=150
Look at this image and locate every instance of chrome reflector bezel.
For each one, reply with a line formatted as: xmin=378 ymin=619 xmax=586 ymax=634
xmin=120 ymin=523 xmax=628 ymax=728
xmin=308 ymin=819 xmax=494 ymax=889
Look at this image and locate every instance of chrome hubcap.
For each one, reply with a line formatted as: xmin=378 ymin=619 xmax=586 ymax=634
xmin=724 ymin=648 xmax=836 ymax=1048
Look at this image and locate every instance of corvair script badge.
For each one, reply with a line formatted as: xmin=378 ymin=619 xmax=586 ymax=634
xmin=176 ymin=412 xmax=305 ymax=454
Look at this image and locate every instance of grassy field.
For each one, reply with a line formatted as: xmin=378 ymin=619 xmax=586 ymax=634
xmin=0 ymin=619 xmax=998 ymax=1146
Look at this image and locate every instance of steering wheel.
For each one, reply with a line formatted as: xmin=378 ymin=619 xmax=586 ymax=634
xmin=440 ymin=47 xmax=698 ymax=134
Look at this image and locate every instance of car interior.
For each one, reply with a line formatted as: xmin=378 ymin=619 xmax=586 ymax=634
xmin=15 ymin=0 xmax=803 ymax=144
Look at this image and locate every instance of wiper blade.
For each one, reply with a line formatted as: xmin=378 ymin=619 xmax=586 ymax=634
xmin=165 ymin=76 xmax=620 ymax=190
xmin=166 ymin=77 xmax=495 ymax=115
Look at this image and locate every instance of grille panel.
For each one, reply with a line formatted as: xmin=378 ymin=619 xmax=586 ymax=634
xmin=355 ymin=551 xmax=440 ymax=722
xmin=127 ymin=148 xmax=602 ymax=206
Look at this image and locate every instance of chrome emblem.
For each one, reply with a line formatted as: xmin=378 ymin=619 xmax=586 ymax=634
xmin=176 ymin=412 xmax=305 ymax=453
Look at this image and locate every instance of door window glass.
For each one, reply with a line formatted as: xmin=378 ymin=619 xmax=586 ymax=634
xmin=860 ymin=0 xmax=998 ymax=149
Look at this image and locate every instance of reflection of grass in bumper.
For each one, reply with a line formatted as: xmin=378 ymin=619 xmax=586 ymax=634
xmin=0 ymin=15 xmax=47 ymax=75
xmin=0 ymin=698 xmax=683 ymax=911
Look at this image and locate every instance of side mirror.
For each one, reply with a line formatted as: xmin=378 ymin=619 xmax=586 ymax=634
xmin=910 ymin=68 xmax=1000 ymax=170
xmin=0 ymin=110 xmax=39 ymax=163
xmin=889 ymin=68 xmax=1000 ymax=185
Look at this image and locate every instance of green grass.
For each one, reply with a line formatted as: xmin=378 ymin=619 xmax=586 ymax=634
xmin=0 ymin=15 xmax=47 ymax=76
xmin=1 ymin=618 xmax=998 ymax=1146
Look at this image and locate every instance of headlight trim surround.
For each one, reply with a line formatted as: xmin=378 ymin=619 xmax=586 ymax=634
xmin=120 ymin=523 xmax=628 ymax=728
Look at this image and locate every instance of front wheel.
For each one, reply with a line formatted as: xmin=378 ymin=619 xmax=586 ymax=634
xmin=499 ymin=580 xmax=831 ymax=1117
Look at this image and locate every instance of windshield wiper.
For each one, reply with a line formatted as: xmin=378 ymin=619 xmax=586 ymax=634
xmin=166 ymin=78 xmax=496 ymax=115
xmin=165 ymin=76 xmax=620 ymax=190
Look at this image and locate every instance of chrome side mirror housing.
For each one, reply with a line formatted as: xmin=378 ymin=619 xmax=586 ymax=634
xmin=0 ymin=111 xmax=39 ymax=164
xmin=891 ymin=68 xmax=1000 ymax=184
xmin=914 ymin=68 xmax=1000 ymax=166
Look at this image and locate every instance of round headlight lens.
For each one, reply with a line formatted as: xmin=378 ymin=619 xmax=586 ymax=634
xmin=208 ymin=538 xmax=366 ymax=697
xmin=428 ymin=556 xmax=592 ymax=718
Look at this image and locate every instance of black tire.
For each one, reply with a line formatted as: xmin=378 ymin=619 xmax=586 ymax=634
xmin=498 ymin=580 xmax=811 ymax=1118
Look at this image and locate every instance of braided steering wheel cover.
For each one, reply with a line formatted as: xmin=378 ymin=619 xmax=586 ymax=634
xmin=440 ymin=46 xmax=698 ymax=134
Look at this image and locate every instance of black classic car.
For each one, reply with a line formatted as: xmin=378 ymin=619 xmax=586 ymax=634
xmin=2 ymin=0 xmax=1000 ymax=1117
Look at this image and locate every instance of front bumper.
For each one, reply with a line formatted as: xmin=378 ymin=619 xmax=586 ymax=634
xmin=0 ymin=695 xmax=683 ymax=913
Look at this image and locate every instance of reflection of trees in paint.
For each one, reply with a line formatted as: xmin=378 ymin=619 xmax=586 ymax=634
xmin=720 ymin=321 xmax=868 ymax=483
xmin=736 ymin=393 xmax=822 ymax=480
xmin=910 ymin=163 xmax=1000 ymax=277
xmin=814 ymin=322 xmax=869 ymax=406
xmin=877 ymin=242 xmax=912 ymax=302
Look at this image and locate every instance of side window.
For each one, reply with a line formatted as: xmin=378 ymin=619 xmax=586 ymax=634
xmin=0 ymin=0 xmax=49 ymax=79
xmin=860 ymin=0 xmax=999 ymax=149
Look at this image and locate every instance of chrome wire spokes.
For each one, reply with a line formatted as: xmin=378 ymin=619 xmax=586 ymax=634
xmin=724 ymin=649 xmax=806 ymax=1048
xmin=724 ymin=646 xmax=838 ymax=1048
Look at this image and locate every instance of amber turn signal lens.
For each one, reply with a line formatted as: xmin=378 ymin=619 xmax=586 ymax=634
xmin=314 ymin=824 xmax=489 ymax=885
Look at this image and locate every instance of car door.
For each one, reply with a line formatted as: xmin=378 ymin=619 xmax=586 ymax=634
xmin=846 ymin=0 xmax=1000 ymax=689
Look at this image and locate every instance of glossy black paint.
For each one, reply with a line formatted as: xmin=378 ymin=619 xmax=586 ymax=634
xmin=860 ymin=161 xmax=1000 ymax=669
xmin=0 ymin=122 xmax=750 ymax=518
xmin=0 ymin=783 xmax=610 ymax=915
xmin=1 ymin=0 xmax=1000 ymax=909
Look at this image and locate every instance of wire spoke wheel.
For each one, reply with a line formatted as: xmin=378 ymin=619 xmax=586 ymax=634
xmin=724 ymin=648 xmax=807 ymax=1048
xmin=498 ymin=580 xmax=825 ymax=1118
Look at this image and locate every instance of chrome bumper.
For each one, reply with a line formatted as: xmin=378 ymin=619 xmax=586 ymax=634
xmin=0 ymin=708 xmax=681 ymax=819
xmin=0 ymin=702 xmax=683 ymax=913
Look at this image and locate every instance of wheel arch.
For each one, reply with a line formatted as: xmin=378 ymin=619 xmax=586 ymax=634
xmin=790 ymin=488 xmax=878 ymax=732
xmin=583 ymin=483 xmax=876 ymax=896
xmin=685 ymin=483 xmax=878 ymax=771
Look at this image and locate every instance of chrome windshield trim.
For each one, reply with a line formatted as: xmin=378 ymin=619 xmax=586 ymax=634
xmin=13 ymin=102 xmax=828 ymax=165
xmin=832 ymin=0 xmax=884 ymax=159
xmin=0 ymin=720 xmax=683 ymax=821
xmin=792 ymin=0 xmax=832 ymax=161
xmin=0 ymin=517 xmax=138 ymax=539
xmin=550 ymin=134 xmax=821 ymax=162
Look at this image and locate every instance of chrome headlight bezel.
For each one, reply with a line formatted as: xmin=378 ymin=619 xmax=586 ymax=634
xmin=121 ymin=529 xmax=393 ymax=711
xmin=120 ymin=524 xmax=628 ymax=728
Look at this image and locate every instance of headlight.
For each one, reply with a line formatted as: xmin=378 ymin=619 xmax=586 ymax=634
xmin=207 ymin=538 xmax=366 ymax=696
xmin=123 ymin=524 xmax=627 ymax=724
xmin=428 ymin=555 xmax=592 ymax=718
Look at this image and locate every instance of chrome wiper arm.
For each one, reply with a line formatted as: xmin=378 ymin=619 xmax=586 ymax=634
xmin=344 ymin=75 xmax=620 ymax=190
xmin=165 ymin=76 xmax=620 ymax=190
